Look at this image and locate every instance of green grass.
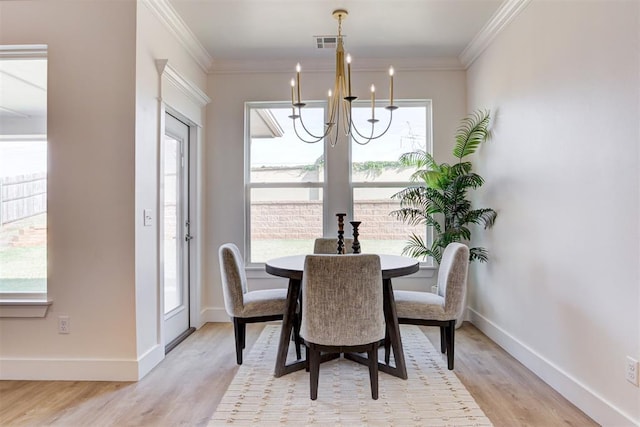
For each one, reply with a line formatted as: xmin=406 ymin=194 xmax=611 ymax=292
xmin=0 ymin=214 xmax=47 ymax=292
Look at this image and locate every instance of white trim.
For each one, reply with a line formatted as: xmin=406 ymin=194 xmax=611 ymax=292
xmin=0 ymin=45 xmax=47 ymax=59
xmin=0 ymin=344 xmax=163 ymax=380
xmin=156 ymin=60 xmax=211 ymax=108
xmin=141 ymin=0 xmax=213 ymax=72
xmin=136 ymin=344 xmax=165 ymax=380
xmin=211 ymin=56 xmax=465 ymax=74
xmin=468 ymin=308 xmax=638 ymax=427
xmin=459 ymin=0 xmax=532 ymax=69
xmin=0 ymin=358 xmax=137 ymax=381
xmin=0 ymin=299 xmax=52 ymax=318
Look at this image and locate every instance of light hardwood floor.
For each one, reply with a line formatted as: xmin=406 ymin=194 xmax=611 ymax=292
xmin=0 ymin=322 xmax=596 ymax=426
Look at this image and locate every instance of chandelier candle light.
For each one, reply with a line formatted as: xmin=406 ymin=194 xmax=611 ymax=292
xmin=288 ymin=9 xmax=397 ymax=146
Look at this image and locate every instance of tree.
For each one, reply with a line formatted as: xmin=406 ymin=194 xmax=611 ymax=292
xmin=391 ymin=110 xmax=497 ymax=263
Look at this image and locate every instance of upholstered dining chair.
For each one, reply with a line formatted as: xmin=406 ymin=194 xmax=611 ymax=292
xmin=390 ymin=242 xmax=470 ymax=370
xmin=218 ymin=243 xmax=301 ymax=365
xmin=300 ymin=254 xmax=385 ymax=400
xmin=313 ymin=237 xmax=355 ymax=254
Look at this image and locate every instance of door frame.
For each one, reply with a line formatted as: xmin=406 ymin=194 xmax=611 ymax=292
xmin=159 ymin=105 xmax=202 ymax=351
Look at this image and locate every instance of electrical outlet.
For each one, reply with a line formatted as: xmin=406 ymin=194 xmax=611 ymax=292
xmin=626 ymin=356 xmax=638 ymax=386
xmin=58 ymin=316 xmax=70 ymax=334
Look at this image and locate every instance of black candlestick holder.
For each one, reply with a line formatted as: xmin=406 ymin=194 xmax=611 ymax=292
xmin=336 ymin=213 xmax=347 ymax=254
xmin=350 ymin=221 xmax=361 ymax=254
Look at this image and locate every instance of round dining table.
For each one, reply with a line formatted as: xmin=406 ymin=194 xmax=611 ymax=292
xmin=265 ymin=253 xmax=419 ymax=379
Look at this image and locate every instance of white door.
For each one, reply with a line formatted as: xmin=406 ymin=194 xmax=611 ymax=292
xmin=163 ymin=113 xmax=192 ymax=351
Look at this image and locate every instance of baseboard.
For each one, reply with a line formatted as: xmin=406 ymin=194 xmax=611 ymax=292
xmin=0 ymin=358 xmax=139 ymax=381
xmin=136 ymin=343 xmax=165 ymax=380
xmin=0 ymin=344 xmax=165 ymax=381
xmin=467 ymin=308 xmax=638 ymax=426
xmin=200 ymin=306 xmax=230 ymax=323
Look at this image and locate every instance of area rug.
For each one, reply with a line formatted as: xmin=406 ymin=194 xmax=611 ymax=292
xmin=210 ymin=325 xmax=493 ymax=426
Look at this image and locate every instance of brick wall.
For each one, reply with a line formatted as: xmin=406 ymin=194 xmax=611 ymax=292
xmin=251 ymin=200 xmax=421 ymax=240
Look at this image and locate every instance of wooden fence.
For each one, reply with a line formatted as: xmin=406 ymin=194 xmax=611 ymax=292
xmin=0 ymin=173 xmax=47 ymax=226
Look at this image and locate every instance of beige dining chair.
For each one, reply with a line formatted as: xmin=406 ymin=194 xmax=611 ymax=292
xmin=218 ymin=243 xmax=301 ymax=365
xmin=300 ymin=254 xmax=385 ymax=400
xmin=388 ymin=242 xmax=470 ymax=370
xmin=313 ymin=237 xmax=355 ymax=254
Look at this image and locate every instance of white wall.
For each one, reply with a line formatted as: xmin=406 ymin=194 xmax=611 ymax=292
xmin=204 ymin=67 xmax=467 ymax=321
xmin=466 ymin=1 xmax=640 ymax=425
xmin=0 ymin=0 xmax=139 ymax=380
xmin=134 ymin=0 xmax=208 ymax=376
xmin=0 ymin=0 xmax=208 ymax=381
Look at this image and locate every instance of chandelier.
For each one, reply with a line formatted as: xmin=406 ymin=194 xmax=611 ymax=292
xmin=289 ymin=9 xmax=397 ymax=146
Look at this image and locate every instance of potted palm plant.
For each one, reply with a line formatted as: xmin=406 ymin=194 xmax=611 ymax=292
xmin=391 ymin=110 xmax=497 ymax=263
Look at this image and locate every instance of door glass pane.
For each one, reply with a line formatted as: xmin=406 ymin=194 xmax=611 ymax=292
xmin=164 ymin=137 xmax=180 ymax=313
xmin=0 ymin=53 xmax=47 ymax=294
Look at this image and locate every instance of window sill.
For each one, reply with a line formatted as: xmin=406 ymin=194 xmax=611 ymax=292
xmin=0 ymin=298 xmax=53 ymax=318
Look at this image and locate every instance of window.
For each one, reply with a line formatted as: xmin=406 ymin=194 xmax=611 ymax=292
xmin=245 ymin=100 xmax=430 ymax=264
xmin=246 ymin=103 xmax=325 ymax=264
xmin=0 ymin=46 xmax=48 ymax=300
xmin=352 ymin=101 xmax=431 ymax=258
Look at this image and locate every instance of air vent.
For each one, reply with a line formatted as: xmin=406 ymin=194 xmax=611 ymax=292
xmin=314 ymin=35 xmax=342 ymax=49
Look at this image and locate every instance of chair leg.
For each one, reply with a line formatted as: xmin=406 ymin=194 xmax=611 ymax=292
xmin=232 ymin=318 xmax=243 ymax=365
xmin=384 ymin=327 xmax=391 ymax=364
xmin=293 ymin=313 xmax=302 ymax=360
xmin=367 ymin=342 xmax=379 ymax=400
xmin=446 ymin=320 xmax=455 ymax=370
xmin=309 ymin=346 xmax=320 ymax=400
xmin=439 ymin=326 xmax=446 ymax=353
xmin=240 ymin=321 xmax=246 ymax=350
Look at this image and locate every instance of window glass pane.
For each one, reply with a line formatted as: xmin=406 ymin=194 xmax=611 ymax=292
xmin=250 ymin=187 xmax=323 ymax=263
xmin=0 ymin=141 xmax=47 ymax=293
xmin=351 ymin=105 xmax=428 ymax=183
xmin=0 ymin=52 xmax=47 ymax=294
xmin=353 ymin=187 xmax=424 ymax=259
xmin=250 ymin=107 xmax=324 ymax=183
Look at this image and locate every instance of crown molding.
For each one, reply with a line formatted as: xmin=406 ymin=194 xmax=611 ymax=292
xmin=459 ymin=0 xmax=532 ymax=69
xmin=156 ymin=59 xmax=211 ymax=107
xmin=141 ymin=0 xmax=213 ymax=73
xmin=210 ymin=56 xmax=465 ymax=75
xmin=0 ymin=45 xmax=47 ymax=59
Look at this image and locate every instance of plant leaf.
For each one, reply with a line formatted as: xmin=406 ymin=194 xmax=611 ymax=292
xmin=453 ymin=110 xmax=490 ymax=161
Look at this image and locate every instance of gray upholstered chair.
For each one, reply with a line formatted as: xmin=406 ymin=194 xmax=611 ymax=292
xmin=218 ymin=243 xmax=300 ymax=365
xmin=391 ymin=242 xmax=470 ymax=370
xmin=313 ymin=237 xmax=355 ymax=254
xmin=300 ymin=254 xmax=385 ymax=400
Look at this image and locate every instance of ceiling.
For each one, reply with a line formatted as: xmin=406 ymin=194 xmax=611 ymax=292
xmin=169 ymin=0 xmax=503 ymax=62
xmin=0 ymin=1 xmax=504 ymax=132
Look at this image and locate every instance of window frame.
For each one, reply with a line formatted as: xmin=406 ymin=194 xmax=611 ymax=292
xmin=244 ymin=101 xmax=327 ymax=268
xmin=350 ymin=99 xmax=435 ymax=268
xmin=0 ymin=44 xmax=51 ymax=316
xmin=244 ymin=99 xmax=434 ymax=269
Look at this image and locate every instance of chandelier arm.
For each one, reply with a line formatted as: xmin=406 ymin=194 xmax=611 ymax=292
xmin=350 ymin=109 xmax=396 ymax=145
xmin=292 ymin=119 xmax=326 ymax=144
xmin=296 ymin=106 xmax=331 ymax=140
xmin=341 ymin=99 xmax=352 ymax=137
